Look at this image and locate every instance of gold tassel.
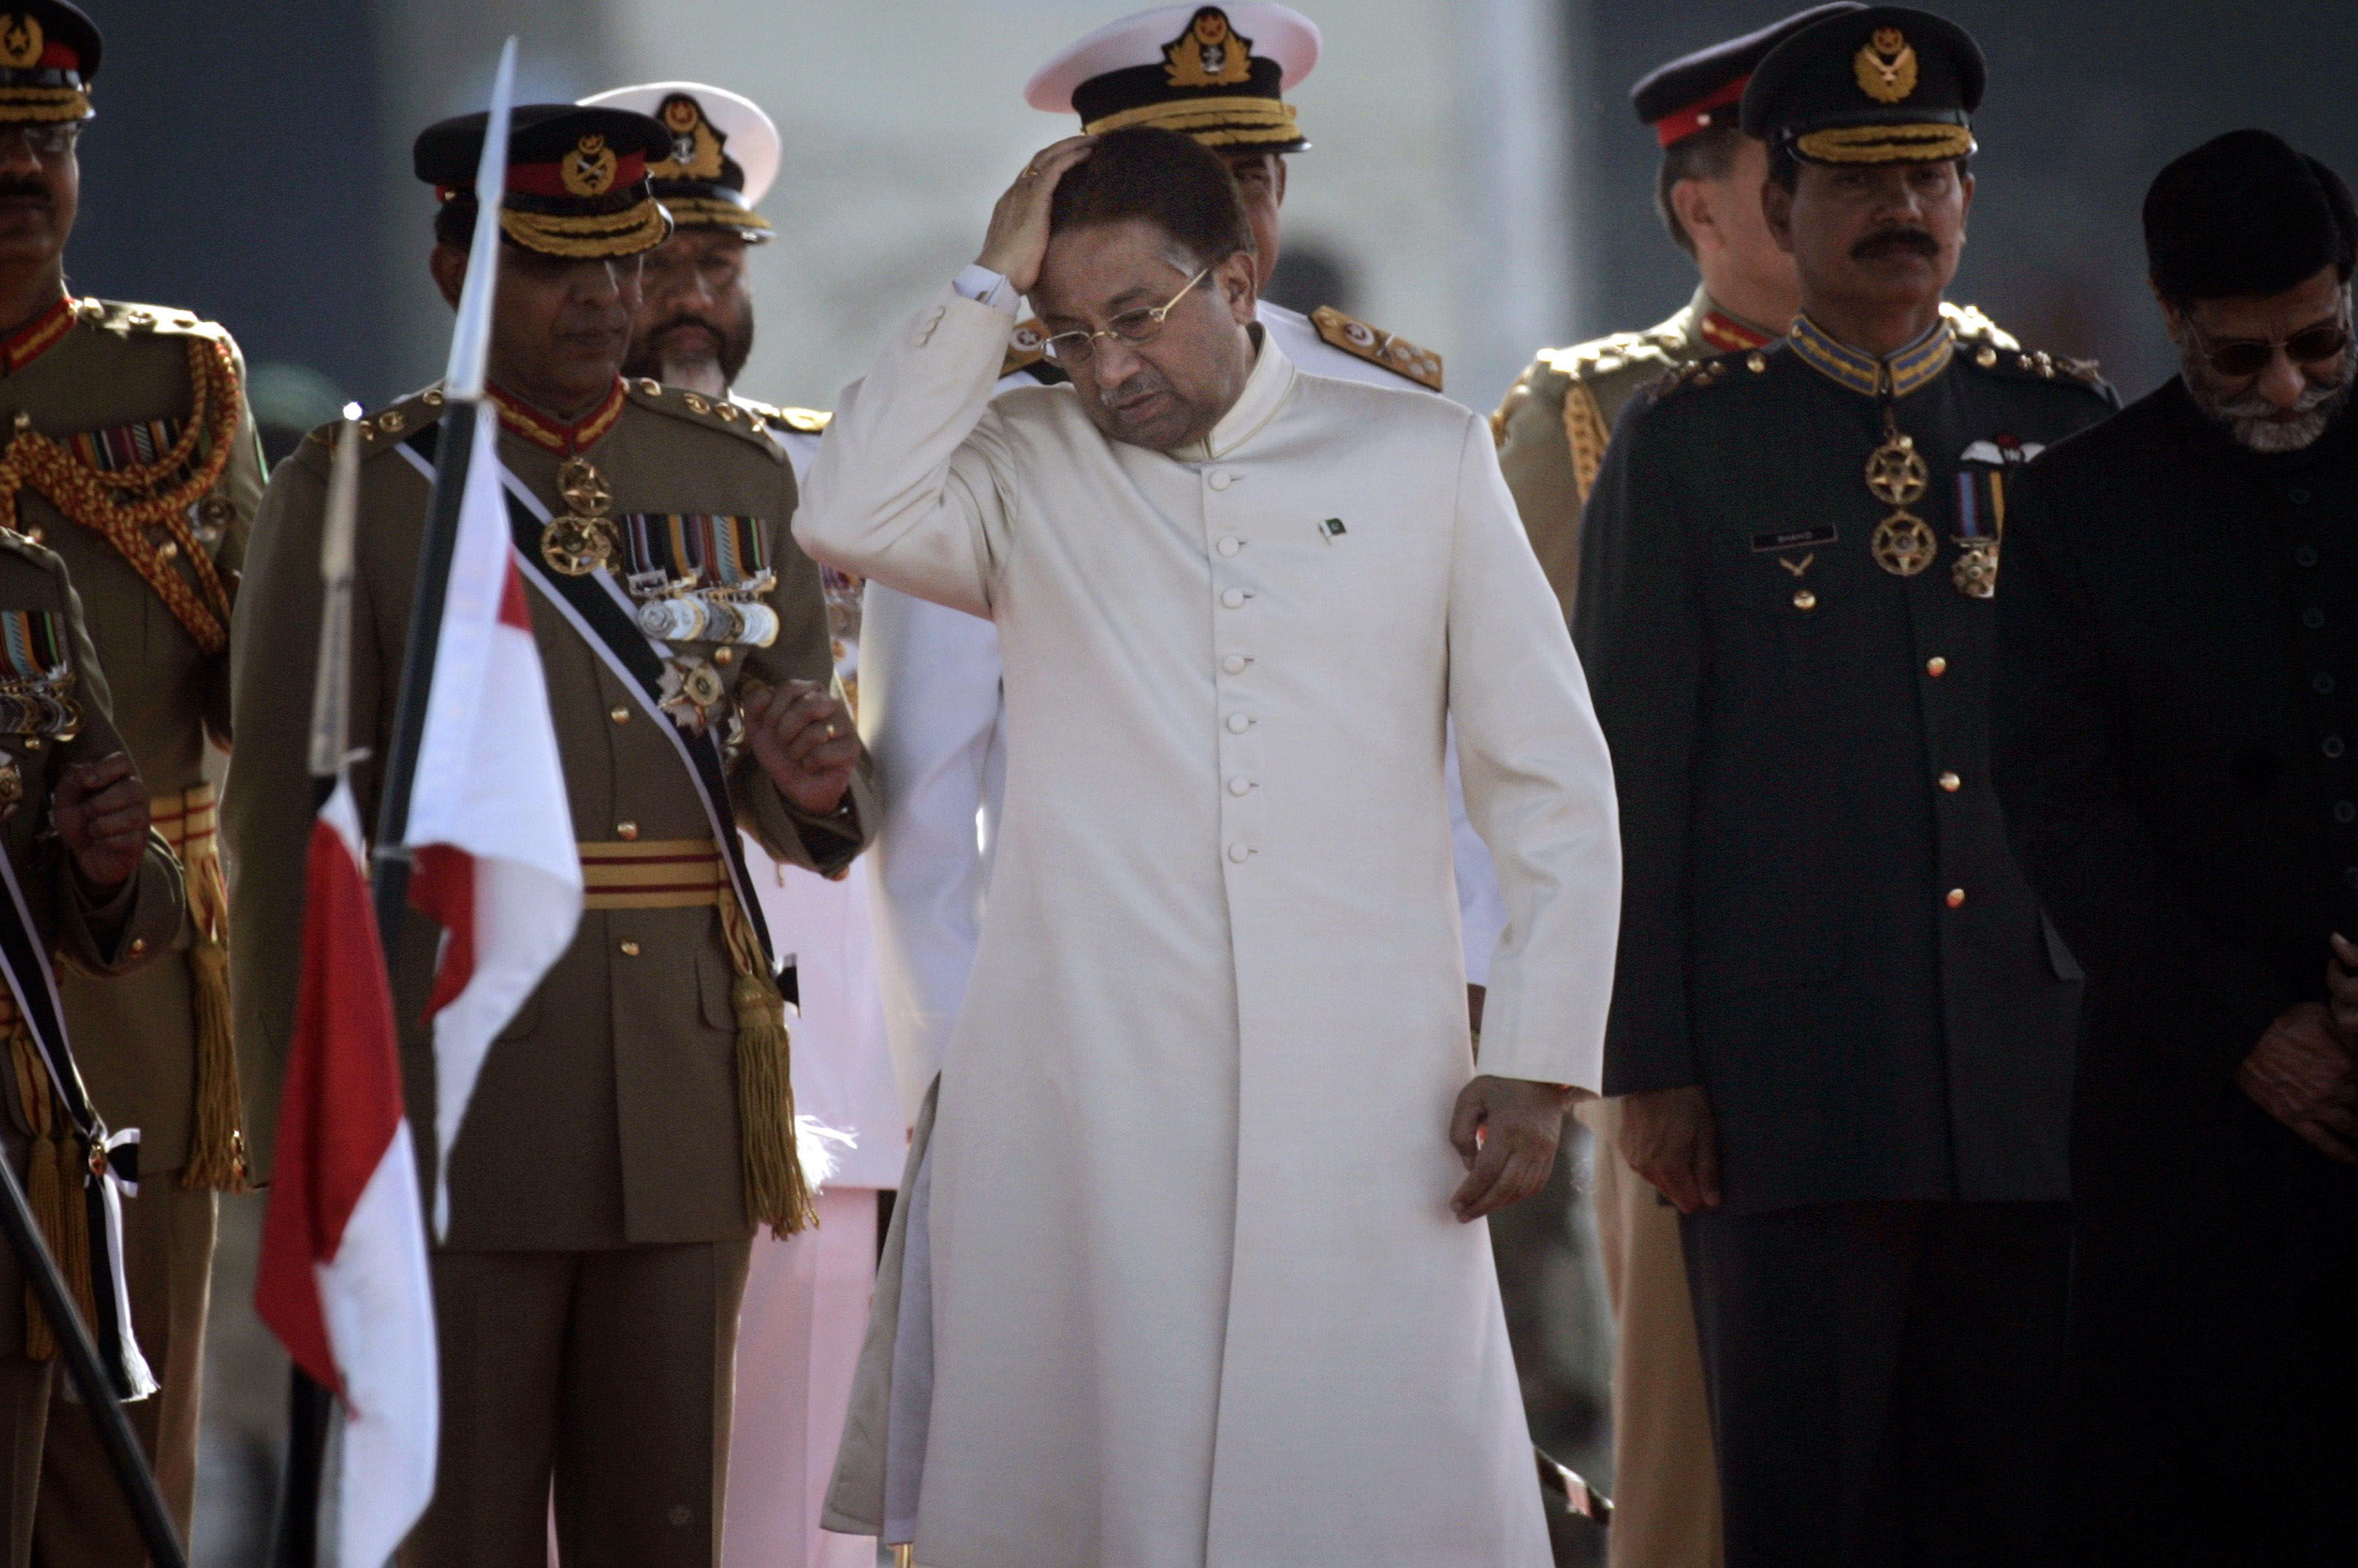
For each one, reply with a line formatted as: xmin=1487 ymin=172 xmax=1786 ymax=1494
xmin=177 ymin=798 xmax=248 ymax=1191
xmin=9 ymin=1020 xmax=94 ymax=1360
xmin=720 ymin=889 xmax=813 ymax=1239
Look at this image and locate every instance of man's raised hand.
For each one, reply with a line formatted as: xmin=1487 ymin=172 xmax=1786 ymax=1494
xmin=976 ymin=136 xmax=1096 ymax=298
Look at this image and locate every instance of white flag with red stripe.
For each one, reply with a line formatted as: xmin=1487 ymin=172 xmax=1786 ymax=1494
xmin=255 ymin=780 xmax=438 ymax=1566
xmin=404 ymin=407 xmax=583 ymax=1234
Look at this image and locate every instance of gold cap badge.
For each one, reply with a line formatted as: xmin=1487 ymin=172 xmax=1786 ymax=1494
xmin=651 ymin=93 xmax=726 ymax=183
xmin=1166 ymin=7 xmax=1254 ymax=90
xmin=0 ymin=15 xmax=42 ymax=71
xmin=1854 ymin=27 xmax=1918 ymax=104
xmin=561 ymin=133 xmax=618 ymax=197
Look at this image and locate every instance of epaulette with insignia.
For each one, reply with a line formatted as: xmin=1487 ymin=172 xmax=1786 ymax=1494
xmin=77 ymin=298 xmax=236 ymax=348
xmin=1952 ymin=330 xmax=2109 ymax=393
xmin=1940 ymin=302 xmax=2021 ymax=353
xmin=1537 ymin=330 xmax=1677 ymax=387
xmin=625 ymin=377 xmax=786 ymax=457
xmin=1001 ymin=319 xmax=1067 ymax=385
xmin=728 ymin=396 xmax=831 ymax=436
xmin=1647 ymin=348 xmax=1768 ymax=402
xmin=307 ymin=385 xmax=452 ymax=452
xmin=1311 ymin=305 xmax=1444 ymax=391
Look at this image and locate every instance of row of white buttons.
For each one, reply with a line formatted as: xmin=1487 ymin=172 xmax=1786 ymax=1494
xmin=1213 ymin=466 xmax=1250 ymax=865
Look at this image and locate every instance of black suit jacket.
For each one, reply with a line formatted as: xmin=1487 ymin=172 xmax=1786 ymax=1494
xmin=1578 ymin=327 xmax=2110 ymax=1214
xmin=1994 ymin=379 xmax=2358 ymax=1179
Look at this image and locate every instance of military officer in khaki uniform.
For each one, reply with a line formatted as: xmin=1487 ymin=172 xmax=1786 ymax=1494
xmin=226 ymin=104 xmax=875 ymax=1568
xmin=1492 ymin=12 xmax=1846 ymax=1566
xmin=0 ymin=1 xmax=263 ymax=1558
xmin=0 ymin=533 xmax=187 ymax=1567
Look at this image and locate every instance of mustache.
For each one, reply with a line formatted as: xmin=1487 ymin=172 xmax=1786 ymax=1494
xmin=1097 ymin=363 xmax=1173 ymax=414
xmin=1851 ymin=228 xmax=1940 ymax=261
xmin=644 ymin=311 xmax=726 ymax=344
xmin=0 ymin=179 xmax=50 ymax=206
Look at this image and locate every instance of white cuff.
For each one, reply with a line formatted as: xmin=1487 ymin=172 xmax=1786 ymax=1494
xmin=951 ymin=264 xmax=1019 ymax=315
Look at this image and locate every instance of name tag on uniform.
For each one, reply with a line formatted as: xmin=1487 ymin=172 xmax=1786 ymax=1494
xmin=1751 ymin=524 xmax=1837 ymax=553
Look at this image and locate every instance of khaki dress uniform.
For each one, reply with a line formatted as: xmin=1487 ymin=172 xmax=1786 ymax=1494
xmin=228 ymin=373 xmax=874 ymax=1568
xmin=0 ymin=292 xmax=261 ymax=1563
xmin=1494 ymin=283 xmax=1769 ymax=1568
xmin=0 ymin=529 xmax=186 ymax=1568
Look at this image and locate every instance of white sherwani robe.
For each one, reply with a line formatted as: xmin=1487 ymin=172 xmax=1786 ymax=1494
xmin=796 ymin=287 xmax=1620 ymax=1568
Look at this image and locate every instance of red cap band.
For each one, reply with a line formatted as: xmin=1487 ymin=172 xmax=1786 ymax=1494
xmin=1653 ymin=75 xmax=1749 ymax=148
xmin=505 ymin=150 xmax=648 ymax=199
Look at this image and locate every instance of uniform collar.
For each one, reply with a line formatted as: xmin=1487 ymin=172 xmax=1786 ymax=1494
xmin=0 ymin=292 xmax=75 ymax=375
xmin=1787 ymin=311 xmax=1955 ymax=399
xmin=1690 ymin=285 xmax=1776 ymax=354
xmin=487 ymin=377 xmax=627 ymax=455
xmin=1187 ymin=328 xmax=1296 ymax=463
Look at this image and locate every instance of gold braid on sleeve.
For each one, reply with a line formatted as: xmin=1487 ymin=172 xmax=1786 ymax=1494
xmin=0 ymin=337 xmax=242 ymax=654
xmin=1561 ymin=378 xmax=1614 ymax=507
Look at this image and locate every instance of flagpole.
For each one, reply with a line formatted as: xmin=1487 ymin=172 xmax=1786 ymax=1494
xmin=371 ymin=35 xmax=513 ymax=964
xmin=263 ymin=408 xmax=366 ymax=1568
xmin=268 ymin=42 xmax=514 ymax=1567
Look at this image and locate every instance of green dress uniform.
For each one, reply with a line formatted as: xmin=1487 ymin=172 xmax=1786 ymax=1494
xmin=226 ymin=104 xmax=874 ymax=1568
xmin=1496 ymin=286 xmax=1776 ymax=622
xmin=0 ymin=0 xmax=260 ymax=1555
xmin=0 ymin=292 xmax=261 ymax=1565
xmin=0 ymin=529 xmax=185 ymax=1568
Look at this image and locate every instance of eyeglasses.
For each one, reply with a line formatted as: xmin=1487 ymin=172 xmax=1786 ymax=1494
xmin=1041 ymin=267 xmax=1211 ymax=366
xmin=0 ymin=123 xmax=79 ymax=162
xmin=2194 ymin=317 xmax=2351 ymax=379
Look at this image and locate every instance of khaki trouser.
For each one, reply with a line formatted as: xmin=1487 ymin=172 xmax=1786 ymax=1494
xmin=1578 ymin=1097 xmax=1723 ymax=1568
xmin=404 ymin=1237 xmax=753 ymax=1568
xmin=0 ymin=1140 xmax=213 ymax=1568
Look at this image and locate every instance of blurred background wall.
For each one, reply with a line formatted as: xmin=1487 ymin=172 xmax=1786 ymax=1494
xmin=57 ymin=1 xmax=2358 ymax=1563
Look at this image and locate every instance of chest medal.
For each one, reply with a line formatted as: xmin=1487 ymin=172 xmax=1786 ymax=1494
xmin=1864 ymin=424 xmax=1935 ymax=578
xmin=542 ymin=457 xmax=620 ymax=577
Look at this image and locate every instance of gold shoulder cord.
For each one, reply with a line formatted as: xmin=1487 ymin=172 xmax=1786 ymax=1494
xmin=1561 ymin=379 xmax=1614 ymax=505
xmin=0 ymin=336 xmax=241 ymax=653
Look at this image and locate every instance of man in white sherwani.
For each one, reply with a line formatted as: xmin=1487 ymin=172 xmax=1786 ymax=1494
xmin=861 ymin=3 xmax=1507 ymax=1117
xmin=800 ymin=128 xmax=1620 ymax=1567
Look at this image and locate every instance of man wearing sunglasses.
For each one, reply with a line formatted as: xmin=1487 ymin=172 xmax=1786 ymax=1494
xmin=801 ymin=126 xmax=1620 ymax=1566
xmin=1994 ymin=129 xmax=2358 ymax=1564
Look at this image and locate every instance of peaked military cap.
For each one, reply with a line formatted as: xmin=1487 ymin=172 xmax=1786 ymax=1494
xmin=0 ymin=0 xmax=98 ymax=123
xmin=1632 ymin=3 xmax=1862 ymax=148
xmin=2145 ymin=130 xmax=2358 ymax=303
xmin=579 ymin=81 xmax=778 ymax=242
xmin=1740 ymin=5 xmax=1983 ymax=166
xmin=414 ymin=103 xmax=673 ymax=260
xmin=1026 ymin=3 xmax=1319 ymax=154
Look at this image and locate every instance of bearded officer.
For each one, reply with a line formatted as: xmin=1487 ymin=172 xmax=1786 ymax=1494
xmin=0 ymin=1 xmax=261 ymax=1558
xmin=1492 ymin=13 xmax=1845 ymax=1567
xmin=862 ymin=1 xmax=1500 ymax=1148
xmin=582 ymin=78 xmax=901 ymax=1568
xmin=226 ymin=103 xmax=876 ymax=1568
xmin=1577 ymin=9 xmax=2114 ymax=1562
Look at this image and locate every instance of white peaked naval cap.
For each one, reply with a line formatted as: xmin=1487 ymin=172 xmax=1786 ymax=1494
xmin=1025 ymin=4 xmax=1320 ymax=152
xmin=579 ymin=81 xmax=779 ymax=239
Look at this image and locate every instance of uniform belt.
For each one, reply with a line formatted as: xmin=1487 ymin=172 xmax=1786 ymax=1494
xmin=149 ymin=780 xmax=217 ymax=857
xmin=577 ymin=837 xmax=726 ymax=911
